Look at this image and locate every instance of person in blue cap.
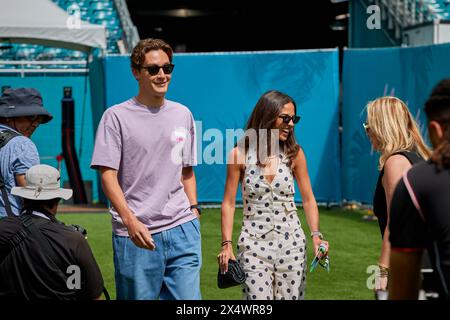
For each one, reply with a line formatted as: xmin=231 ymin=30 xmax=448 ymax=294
xmin=0 ymin=88 xmax=53 ymax=217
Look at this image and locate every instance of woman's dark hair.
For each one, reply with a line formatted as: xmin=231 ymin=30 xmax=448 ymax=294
xmin=424 ymin=78 xmax=450 ymax=168
xmin=243 ymin=90 xmax=300 ymax=168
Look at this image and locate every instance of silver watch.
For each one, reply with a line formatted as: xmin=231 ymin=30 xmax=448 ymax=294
xmin=311 ymin=231 xmax=323 ymax=239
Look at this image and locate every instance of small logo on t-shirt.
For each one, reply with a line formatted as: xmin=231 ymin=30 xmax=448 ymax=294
xmin=171 ymin=127 xmax=188 ymax=165
xmin=172 ymin=128 xmax=187 ymax=144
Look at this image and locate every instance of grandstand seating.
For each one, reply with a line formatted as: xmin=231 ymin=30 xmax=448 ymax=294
xmin=0 ymin=0 xmax=124 ymax=68
xmin=358 ymin=0 xmax=450 ymax=46
xmin=1 ymin=0 xmax=450 ymax=65
xmin=414 ymin=0 xmax=450 ymax=20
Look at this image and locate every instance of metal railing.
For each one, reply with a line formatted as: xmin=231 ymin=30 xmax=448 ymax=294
xmin=369 ymin=0 xmax=444 ymax=28
xmin=361 ymin=0 xmax=447 ymax=44
xmin=114 ymin=0 xmax=140 ymax=53
xmin=0 ymin=60 xmax=88 ymax=77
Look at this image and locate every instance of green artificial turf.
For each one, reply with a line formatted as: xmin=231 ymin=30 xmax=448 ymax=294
xmin=59 ymin=207 xmax=380 ymax=300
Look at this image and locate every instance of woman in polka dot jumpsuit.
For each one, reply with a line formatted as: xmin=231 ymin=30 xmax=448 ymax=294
xmin=218 ymin=90 xmax=329 ymax=300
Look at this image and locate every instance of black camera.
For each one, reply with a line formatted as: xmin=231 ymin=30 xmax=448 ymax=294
xmin=70 ymin=224 xmax=88 ymax=239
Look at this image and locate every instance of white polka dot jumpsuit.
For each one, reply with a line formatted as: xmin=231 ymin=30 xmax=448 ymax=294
xmin=237 ymin=150 xmax=307 ymax=300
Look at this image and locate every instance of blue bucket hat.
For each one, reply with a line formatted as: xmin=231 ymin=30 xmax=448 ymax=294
xmin=0 ymin=88 xmax=53 ymax=124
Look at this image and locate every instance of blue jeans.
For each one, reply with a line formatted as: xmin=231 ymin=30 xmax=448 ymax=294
xmin=112 ymin=219 xmax=202 ymax=300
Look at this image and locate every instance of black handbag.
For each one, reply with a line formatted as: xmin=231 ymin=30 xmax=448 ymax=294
xmin=217 ymin=259 xmax=246 ymax=289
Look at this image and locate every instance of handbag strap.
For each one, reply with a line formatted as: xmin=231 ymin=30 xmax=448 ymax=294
xmin=0 ymin=129 xmax=21 ymax=217
xmin=402 ymin=171 xmax=425 ymax=222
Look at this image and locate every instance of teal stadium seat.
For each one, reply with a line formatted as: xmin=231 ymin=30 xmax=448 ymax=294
xmin=36 ymin=47 xmax=63 ymax=60
xmin=14 ymin=45 xmax=42 ymax=61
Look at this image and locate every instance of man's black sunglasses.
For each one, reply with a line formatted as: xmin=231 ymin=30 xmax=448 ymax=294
xmin=142 ymin=63 xmax=175 ymax=76
xmin=279 ymin=114 xmax=301 ymax=124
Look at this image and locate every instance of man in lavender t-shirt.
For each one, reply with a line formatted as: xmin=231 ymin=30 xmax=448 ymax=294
xmin=91 ymin=39 xmax=202 ymax=300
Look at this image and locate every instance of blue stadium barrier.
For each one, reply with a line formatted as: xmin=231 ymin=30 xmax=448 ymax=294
xmin=4 ymin=43 xmax=449 ymax=206
xmin=342 ymin=43 xmax=450 ymax=204
xmin=102 ymin=50 xmax=342 ymax=204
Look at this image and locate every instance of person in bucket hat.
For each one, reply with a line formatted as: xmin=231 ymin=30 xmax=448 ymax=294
xmin=0 ymin=88 xmax=53 ymax=136
xmin=0 ymin=88 xmax=53 ymax=217
xmin=0 ymin=164 xmax=105 ymax=300
xmin=11 ymin=164 xmax=72 ymax=201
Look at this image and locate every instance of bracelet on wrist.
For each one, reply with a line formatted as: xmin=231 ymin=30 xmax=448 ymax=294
xmin=378 ymin=265 xmax=390 ymax=276
xmin=191 ymin=204 xmax=202 ymax=215
xmin=310 ymin=231 xmax=324 ymax=240
xmin=221 ymin=240 xmax=233 ymax=247
xmin=378 ymin=263 xmax=389 ymax=270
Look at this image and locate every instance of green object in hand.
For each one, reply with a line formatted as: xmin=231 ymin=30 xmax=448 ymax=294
xmin=310 ymin=243 xmax=330 ymax=273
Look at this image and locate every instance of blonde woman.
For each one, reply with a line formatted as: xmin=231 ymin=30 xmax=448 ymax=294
xmin=364 ymin=96 xmax=431 ymax=295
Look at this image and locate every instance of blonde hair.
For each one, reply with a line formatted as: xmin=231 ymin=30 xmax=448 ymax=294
xmin=366 ymin=96 xmax=431 ymax=170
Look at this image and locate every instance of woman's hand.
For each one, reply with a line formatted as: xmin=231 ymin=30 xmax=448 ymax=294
xmin=217 ymin=243 xmax=236 ymax=274
xmin=375 ymin=265 xmax=389 ymax=291
xmin=312 ymin=236 xmax=329 ymax=259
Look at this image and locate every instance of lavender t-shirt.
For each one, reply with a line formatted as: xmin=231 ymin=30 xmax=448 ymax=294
xmin=91 ymin=98 xmax=197 ymax=236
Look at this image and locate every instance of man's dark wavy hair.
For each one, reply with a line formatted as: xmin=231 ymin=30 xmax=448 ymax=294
xmin=425 ymin=78 xmax=450 ymax=169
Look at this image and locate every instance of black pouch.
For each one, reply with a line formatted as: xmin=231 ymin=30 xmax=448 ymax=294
xmin=217 ymin=259 xmax=246 ymax=289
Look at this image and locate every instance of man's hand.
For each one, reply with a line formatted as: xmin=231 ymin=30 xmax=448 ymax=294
xmin=192 ymin=207 xmax=201 ymax=219
xmin=99 ymin=167 xmax=156 ymax=251
xmin=125 ymin=216 xmax=156 ymax=250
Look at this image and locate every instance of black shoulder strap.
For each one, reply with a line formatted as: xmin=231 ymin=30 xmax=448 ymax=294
xmin=0 ymin=129 xmax=20 ymax=149
xmin=0 ymin=212 xmax=57 ymax=266
xmin=0 ymin=129 xmax=21 ymax=217
xmin=20 ymin=214 xmax=56 ymax=256
xmin=395 ymin=151 xmax=423 ymax=166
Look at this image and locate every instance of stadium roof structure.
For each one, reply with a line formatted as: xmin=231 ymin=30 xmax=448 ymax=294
xmin=0 ymin=0 xmax=107 ymax=52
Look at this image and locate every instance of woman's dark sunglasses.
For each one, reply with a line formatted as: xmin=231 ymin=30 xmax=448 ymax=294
xmin=142 ymin=63 xmax=175 ymax=76
xmin=279 ymin=114 xmax=301 ymax=124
